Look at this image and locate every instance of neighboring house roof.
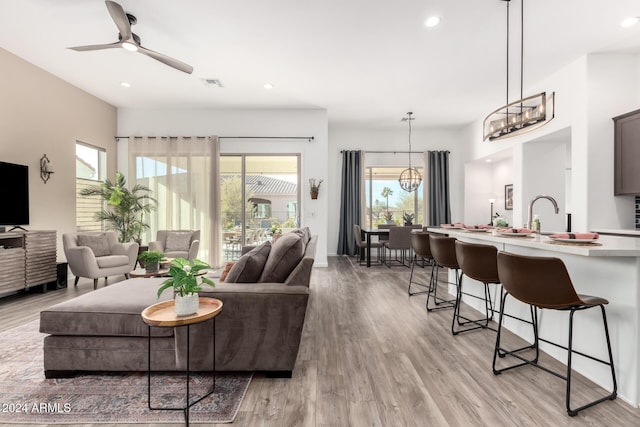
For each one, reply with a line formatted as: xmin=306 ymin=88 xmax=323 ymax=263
xmin=75 ymin=156 xmax=96 ymax=179
xmin=222 ymin=175 xmax=297 ymax=195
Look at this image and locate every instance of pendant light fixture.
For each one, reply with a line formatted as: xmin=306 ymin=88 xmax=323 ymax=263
xmin=483 ymin=0 xmax=554 ymax=141
xmin=399 ymin=112 xmax=422 ymax=192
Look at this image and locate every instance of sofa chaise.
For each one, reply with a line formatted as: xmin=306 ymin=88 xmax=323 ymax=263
xmin=40 ymin=230 xmax=317 ymax=378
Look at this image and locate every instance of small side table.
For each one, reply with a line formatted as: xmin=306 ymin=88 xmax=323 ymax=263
xmin=130 ymin=268 xmax=170 ymax=278
xmin=141 ymin=298 xmax=223 ymax=426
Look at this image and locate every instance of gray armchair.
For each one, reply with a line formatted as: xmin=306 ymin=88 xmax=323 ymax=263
xmin=62 ymin=231 xmax=138 ymax=290
xmin=148 ymin=230 xmax=200 ymax=261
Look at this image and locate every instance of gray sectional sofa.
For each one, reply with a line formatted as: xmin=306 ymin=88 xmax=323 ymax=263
xmin=40 ymin=231 xmax=317 ymax=378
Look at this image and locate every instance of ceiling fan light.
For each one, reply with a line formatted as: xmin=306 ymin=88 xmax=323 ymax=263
xmin=425 ymin=16 xmax=441 ymax=27
xmin=122 ymin=41 xmax=138 ymax=52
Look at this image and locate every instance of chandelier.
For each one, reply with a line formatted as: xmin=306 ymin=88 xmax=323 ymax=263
xmin=483 ymin=0 xmax=554 ymax=141
xmin=399 ymin=112 xmax=422 ymax=192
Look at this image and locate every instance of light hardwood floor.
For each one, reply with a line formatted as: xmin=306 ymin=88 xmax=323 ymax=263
xmin=1 ymin=256 xmax=638 ymax=426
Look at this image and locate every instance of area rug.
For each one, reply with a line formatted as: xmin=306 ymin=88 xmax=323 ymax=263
xmin=0 ymin=320 xmax=252 ymax=424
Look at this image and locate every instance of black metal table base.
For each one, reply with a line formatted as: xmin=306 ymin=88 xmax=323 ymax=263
xmin=147 ymin=318 xmax=216 ymax=426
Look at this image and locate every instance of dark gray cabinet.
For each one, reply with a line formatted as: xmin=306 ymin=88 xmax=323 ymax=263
xmin=614 ymin=109 xmax=640 ymax=195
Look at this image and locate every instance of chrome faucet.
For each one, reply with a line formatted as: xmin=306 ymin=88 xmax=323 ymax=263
xmin=526 ymin=195 xmax=559 ymax=229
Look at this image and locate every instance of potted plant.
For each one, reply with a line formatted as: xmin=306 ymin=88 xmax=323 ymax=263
xmin=138 ymin=250 xmax=164 ymax=273
xmin=79 ymin=172 xmax=157 ymax=243
xmin=403 ymin=212 xmax=414 ymax=226
xmin=492 ymin=212 xmax=509 ymax=228
xmin=383 ymin=211 xmax=394 ymax=224
xmin=157 ymin=258 xmax=215 ymax=316
xmin=309 ymin=178 xmax=323 ymax=199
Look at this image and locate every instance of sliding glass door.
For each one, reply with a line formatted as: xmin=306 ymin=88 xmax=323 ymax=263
xmin=220 ymin=155 xmax=300 ymax=261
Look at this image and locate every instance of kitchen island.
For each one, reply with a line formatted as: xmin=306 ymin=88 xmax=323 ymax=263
xmin=427 ymin=227 xmax=640 ymax=407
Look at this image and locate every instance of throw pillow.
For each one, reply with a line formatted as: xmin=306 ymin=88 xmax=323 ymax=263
xmin=224 ymin=241 xmax=272 ymax=283
xmin=291 ymin=227 xmax=311 ymax=245
xmin=259 ymin=232 xmax=305 ymax=283
xmin=219 ymin=262 xmax=235 ymax=282
xmin=77 ymin=233 xmax=111 ymax=257
xmin=165 ymin=232 xmax=193 ymax=252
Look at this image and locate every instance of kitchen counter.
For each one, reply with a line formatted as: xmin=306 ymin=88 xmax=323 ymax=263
xmin=427 ymin=228 xmax=640 ymax=257
xmin=591 ymin=228 xmax=640 ymax=237
xmin=427 ymin=227 xmax=640 ymax=407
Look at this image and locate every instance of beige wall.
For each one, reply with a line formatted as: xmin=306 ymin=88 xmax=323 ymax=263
xmin=0 ymin=48 xmax=117 ymax=260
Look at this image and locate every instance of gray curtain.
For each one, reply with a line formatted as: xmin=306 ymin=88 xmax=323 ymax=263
xmin=428 ymin=150 xmax=451 ymax=225
xmin=337 ymin=150 xmax=362 ymax=255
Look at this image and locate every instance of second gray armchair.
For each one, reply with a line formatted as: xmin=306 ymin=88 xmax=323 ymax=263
xmin=149 ymin=230 xmax=200 ymax=261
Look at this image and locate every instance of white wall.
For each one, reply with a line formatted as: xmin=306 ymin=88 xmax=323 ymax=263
xmin=327 ymin=126 xmax=464 ymax=256
xmin=0 ymin=48 xmax=117 ymax=260
xmin=464 ymin=153 xmax=514 ymax=227
xmin=117 ymin=108 xmax=329 ymax=266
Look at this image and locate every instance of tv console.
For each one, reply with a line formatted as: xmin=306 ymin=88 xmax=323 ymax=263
xmin=0 ymin=231 xmax=56 ymax=296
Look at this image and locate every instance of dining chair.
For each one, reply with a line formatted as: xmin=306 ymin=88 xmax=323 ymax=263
xmin=494 ymin=251 xmax=617 ymax=416
xmin=384 ymin=226 xmax=413 ymax=267
xmin=353 ymin=224 xmax=384 ymax=265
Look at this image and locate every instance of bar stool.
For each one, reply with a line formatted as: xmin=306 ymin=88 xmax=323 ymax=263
xmin=494 ymin=251 xmax=617 ymax=416
xmin=453 ymin=240 xmax=499 ymax=335
xmin=408 ymin=231 xmax=434 ymax=295
xmin=426 ymin=234 xmax=459 ymax=312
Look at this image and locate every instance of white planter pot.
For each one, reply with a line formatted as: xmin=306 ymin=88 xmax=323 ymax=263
xmin=174 ymin=293 xmax=199 ymax=316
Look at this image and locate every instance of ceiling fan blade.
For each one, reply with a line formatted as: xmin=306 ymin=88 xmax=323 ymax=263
xmin=68 ymin=42 xmax=121 ymax=51
xmin=105 ymin=0 xmax=132 ymax=40
xmin=138 ymin=46 xmax=193 ymax=74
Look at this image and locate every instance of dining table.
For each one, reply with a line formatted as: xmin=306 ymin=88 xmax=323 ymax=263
xmin=360 ymin=228 xmax=390 ymax=267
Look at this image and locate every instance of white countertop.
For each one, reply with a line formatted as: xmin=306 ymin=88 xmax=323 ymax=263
xmin=426 ymin=227 xmax=640 ymax=257
xmin=591 ymin=228 xmax=640 ymax=237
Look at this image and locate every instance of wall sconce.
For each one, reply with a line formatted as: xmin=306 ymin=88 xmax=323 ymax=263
xmin=40 ymin=154 xmax=54 ymax=184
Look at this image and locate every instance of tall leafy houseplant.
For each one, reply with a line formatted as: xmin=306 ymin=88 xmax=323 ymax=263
xmin=80 ymin=172 xmax=157 ymax=243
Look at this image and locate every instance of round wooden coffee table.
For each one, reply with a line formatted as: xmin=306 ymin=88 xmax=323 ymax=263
xmin=141 ymin=297 xmax=223 ymax=426
xmin=129 ymin=268 xmax=170 ymax=278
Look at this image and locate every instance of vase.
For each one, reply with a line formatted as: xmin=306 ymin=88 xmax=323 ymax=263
xmin=174 ymin=293 xmax=199 ymax=316
xmin=310 ymin=191 xmax=318 ymax=199
xmin=145 ymin=261 xmax=159 ymax=273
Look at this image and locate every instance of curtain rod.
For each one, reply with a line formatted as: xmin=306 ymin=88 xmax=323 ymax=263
xmin=116 ymin=136 xmax=314 ymax=142
xmin=340 ymin=150 xmax=447 ymax=154
xmin=340 ymin=150 xmax=450 ymax=154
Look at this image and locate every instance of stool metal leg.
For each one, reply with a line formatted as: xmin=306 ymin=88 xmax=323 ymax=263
xmin=451 ymin=276 xmax=495 ymax=335
xmin=492 ymin=291 xmax=539 ymax=374
xmin=408 ymin=255 xmax=434 ymax=296
xmin=426 ymin=265 xmax=457 ymax=312
xmin=565 ymin=305 xmax=617 ymax=416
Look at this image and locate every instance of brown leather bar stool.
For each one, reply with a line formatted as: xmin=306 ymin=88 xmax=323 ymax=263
xmin=494 ymin=251 xmax=617 ymax=416
xmin=453 ymin=240 xmax=500 ymax=335
xmin=426 ymin=234 xmax=459 ymax=312
xmin=408 ymin=231 xmax=434 ymax=295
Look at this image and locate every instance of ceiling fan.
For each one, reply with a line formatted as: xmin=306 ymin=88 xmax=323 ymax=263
xmin=68 ymin=0 xmax=193 ymax=74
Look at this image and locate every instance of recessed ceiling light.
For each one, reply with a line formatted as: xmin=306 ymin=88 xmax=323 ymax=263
xmin=620 ymin=16 xmax=639 ymax=28
xmin=425 ymin=16 xmax=441 ymax=28
xmin=120 ymin=81 xmax=131 ymax=88
xmin=264 ymin=83 xmax=274 ymax=90
xmin=485 ymin=159 xmax=492 ymax=163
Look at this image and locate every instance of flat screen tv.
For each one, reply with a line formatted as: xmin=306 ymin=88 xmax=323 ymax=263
xmin=0 ymin=161 xmax=29 ymax=228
